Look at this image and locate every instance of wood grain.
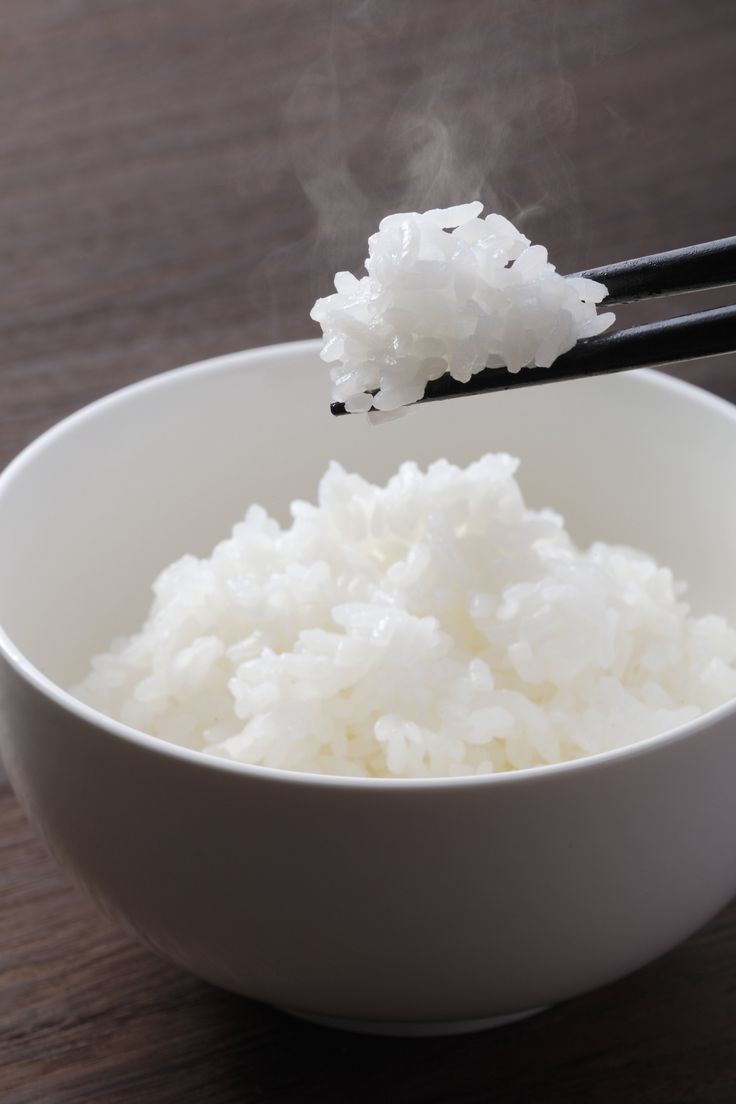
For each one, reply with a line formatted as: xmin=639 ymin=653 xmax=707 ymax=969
xmin=1 ymin=2 xmax=736 ymax=1100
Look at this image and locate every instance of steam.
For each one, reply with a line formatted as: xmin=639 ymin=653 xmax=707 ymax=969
xmin=247 ymin=0 xmax=632 ymax=325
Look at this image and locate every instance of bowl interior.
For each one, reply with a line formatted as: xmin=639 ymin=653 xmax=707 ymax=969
xmin=1 ymin=341 xmax=736 ymax=689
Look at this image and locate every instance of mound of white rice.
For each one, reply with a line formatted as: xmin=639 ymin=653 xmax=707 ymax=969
xmin=73 ymin=455 xmax=736 ymax=778
xmin=310 ymin=202 xmax=615 ymax=412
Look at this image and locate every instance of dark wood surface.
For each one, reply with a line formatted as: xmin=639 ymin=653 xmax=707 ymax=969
xmin=2 ymin=2 xmax=736 ymax=1100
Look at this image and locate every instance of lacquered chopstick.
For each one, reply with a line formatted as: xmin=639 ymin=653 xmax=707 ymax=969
xmin=575 ymin=236 xmax=736 ymax=305
xmin=329 ymin=304 xmax=736 ymax=414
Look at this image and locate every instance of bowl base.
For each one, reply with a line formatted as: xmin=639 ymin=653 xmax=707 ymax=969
xmin=278 ymin=1005 xmax=548 ymax=1037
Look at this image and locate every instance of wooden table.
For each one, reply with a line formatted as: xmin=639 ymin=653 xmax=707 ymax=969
xmin=2 ymin=2 xmax=736 ymax=1100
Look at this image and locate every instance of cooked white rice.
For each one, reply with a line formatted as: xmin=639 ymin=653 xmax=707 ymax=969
xmin=310 ymin=203 xmax=616 ymax=412
xmin=73 ymin=455 xmax=736 ymax=778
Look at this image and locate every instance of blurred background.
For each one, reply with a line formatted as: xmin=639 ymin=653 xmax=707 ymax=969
xmin=2 ymin=3 xmax=736 ymax=1102
xmin=2 ymin=0 xmax=735 ymax=472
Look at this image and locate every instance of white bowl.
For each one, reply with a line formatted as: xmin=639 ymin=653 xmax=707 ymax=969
xmin=1 ymin=341 xmax=736 ymax=1037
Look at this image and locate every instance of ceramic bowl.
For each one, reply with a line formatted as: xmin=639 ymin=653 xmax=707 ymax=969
xmin=1 ymin=341 xmax=735 ymax=1036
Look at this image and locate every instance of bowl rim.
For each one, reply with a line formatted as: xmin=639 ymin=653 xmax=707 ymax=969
xmin=1 ymin=339 xmax=736 ymax=792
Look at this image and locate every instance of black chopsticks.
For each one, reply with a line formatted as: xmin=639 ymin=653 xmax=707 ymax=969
xmin=416 ymin=304 xmax=736 ymax=403
xmin=574 ymin=235 xmax=736 ymax=304
xmin=330 ymin=236 xmax=736 ymax=415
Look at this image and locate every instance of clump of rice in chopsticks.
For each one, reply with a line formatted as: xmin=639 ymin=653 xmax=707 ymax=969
xmin=310 ymin=202 xmax=615 ymax=412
